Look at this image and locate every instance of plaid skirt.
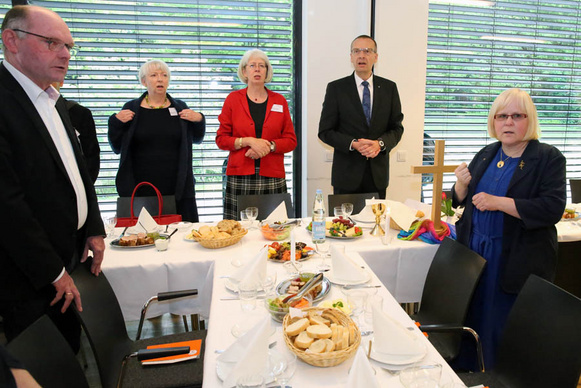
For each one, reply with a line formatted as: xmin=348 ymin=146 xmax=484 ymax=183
xmin=223 ymin=168 xmax=288 ymax=220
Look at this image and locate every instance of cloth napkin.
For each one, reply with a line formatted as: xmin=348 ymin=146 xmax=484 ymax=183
xmin=230 ymin=246 xmax=267 ymax=287
xmin=371 ymin=303 xmax=424 ymax=356
xmin=386 ymin=200 xmax=420 ymax=232
xmin=352 ymin=198 xmax=376 ymax=222
xmin=330 ymin=245 xmax=367 ymax=282
xmin=264 ymin=201 xmax=288 ymax=221
xmin=346 ymin=347 xmax=381 ymax=388
xmin=217 ymin=316 xmax=271 ymax=388
xmin=127 ymin=207 xmax=159 ymax=233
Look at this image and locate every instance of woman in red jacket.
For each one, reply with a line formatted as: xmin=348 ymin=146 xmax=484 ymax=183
xmin=216 ymin=49 xmax=297 ymax=220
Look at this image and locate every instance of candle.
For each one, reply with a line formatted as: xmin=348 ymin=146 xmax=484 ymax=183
xmin=290 ymin=228 xmax=296 ymax=263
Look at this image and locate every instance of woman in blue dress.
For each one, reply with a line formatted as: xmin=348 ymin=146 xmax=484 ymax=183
xmin=452 ymin=88 xmax=566 ymax=369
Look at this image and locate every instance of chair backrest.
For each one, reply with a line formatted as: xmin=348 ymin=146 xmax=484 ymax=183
xmin=327 ymin=192 xmax=379 ymax=215
xmin=419 ymin=237 xmax=487 ymax=326
xmin=554 ymin=240 xmax=581 ymax=298
xmin=494 ymin=275 xmax=581 ymax=388
xmin=72 ymin=259 xmax=133 ymax=388
xmin=6 ymin=315 xmax=89 ymax=388
xmin=236 ymin=192 xmax=294 ymax=220
xmin=116 ymin=195 xmax=177 ymax=217
xmin=570 ymin=178 xmax=581 ymax=204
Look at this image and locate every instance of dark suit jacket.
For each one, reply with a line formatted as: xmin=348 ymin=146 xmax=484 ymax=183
xmin=452 ymin=140 xmax=566 ymax=293
xmin=318 ymin=73 xmax=404 ymax=191
xmin=62 ymin=97 xmax=100 ymax=183
xmin=0 ymin=62 xmax=105 ymax=300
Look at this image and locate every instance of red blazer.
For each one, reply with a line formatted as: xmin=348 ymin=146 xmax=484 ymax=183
xmin=216 ymin=88 xmax=296 ymax=178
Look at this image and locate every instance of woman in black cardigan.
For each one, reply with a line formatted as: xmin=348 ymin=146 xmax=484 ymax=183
xmin=452 ymin=88 xmax=566 ymax=369
xmin=108 ymin=60 xmax=205 ymax=222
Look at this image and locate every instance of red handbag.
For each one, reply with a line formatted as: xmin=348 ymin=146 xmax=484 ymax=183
xmin=115 ymin=182 xmax=182 ymax=227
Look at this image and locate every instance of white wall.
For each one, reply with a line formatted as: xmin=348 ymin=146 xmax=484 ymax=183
xmin=301 ymin=0 xmax=429 ymax=215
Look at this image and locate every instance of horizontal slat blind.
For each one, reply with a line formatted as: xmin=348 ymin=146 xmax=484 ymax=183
xmin=0 ymin=0 xmax=295 ymax=221
xmin=424 ymin=0 xmax=581 ymax=202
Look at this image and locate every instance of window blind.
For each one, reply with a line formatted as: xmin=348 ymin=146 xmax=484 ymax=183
xmin=0 ymin=0 xmax=296 ymax=221
xmin=424 ymin=0 xmax=581 ymax=203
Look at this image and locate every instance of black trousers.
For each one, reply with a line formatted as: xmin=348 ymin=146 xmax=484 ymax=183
xmin=333 ymin=160 xmax=386 ymax=199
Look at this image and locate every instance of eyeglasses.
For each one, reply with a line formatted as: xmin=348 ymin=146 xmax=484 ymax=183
xmin=494 ymin=113 xmax=528 ymax=121
xmin=246 ymin=63 xmax=266 ymax=70
xmin=12 ymin=28 xmax=79 ymax=57
xmin=351 ymin=47 xmax=376 ymax=55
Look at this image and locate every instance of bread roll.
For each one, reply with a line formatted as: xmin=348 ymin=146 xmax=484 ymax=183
xmin=306 ymin=324 xmax=332 ymax=339
xmin=294 ymin=331 xmax=314 ymax=349
xmin=308 ymin=313 xmax=330 ymax=326
xmin=308 ymin=339 xmax=326 ymax=353
xmin=285 ymin=318 xmax=309 ymax=337
xmin=323 ymin=338 xmax=335 ymax=352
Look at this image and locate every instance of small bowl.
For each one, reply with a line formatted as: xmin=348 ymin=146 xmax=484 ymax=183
xmin=259 ymin=221 xmax=294 ymax=241
xmin=264 ymin=293 xmax=313 ymax=322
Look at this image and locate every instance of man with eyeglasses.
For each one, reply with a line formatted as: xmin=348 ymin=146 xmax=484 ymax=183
xmin=0 ymin=5 xmax=105 ymax=352
xmin=318 ymin=34 xmax=404 ymax=199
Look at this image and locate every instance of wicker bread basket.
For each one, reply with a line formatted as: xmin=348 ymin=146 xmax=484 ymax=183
xmin=194 ymin=229 xmax=247 ymax=249
xmin=282 ymin=307 xmax=360 ymax=367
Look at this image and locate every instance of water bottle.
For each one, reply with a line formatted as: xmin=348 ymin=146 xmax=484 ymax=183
xmin=312 ymin=189 xmax=326 ymax=243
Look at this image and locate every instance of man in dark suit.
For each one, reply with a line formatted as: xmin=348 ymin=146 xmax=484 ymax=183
xmin=0 ymin=5 xmax=105 ymax=351
xmin=318 ymin=35 xmax=404 ymax=199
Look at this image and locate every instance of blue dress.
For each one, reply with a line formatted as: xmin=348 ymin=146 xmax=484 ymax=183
xmin=458 ymin=148 xmax=519 ymax=370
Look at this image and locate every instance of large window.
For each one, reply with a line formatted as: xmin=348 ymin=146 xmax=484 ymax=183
xmin=424 ymin=0 xmax=581 ymax=202
xmin=0 ymin=0 xmax=296 ymax=221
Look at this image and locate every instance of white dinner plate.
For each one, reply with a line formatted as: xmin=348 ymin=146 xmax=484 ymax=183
xmin=325 ymin=269 xmax=371 ymax=286
xmin=183 ymin=234 xmax=197 ymax=243
xmin=110 ymin=239 xmax=155 ymax=249
xmin=216 ymin=349 xmax=285 ymax=383
xmin=170 ymin=221 xmax=193 ymax=230
xmin=363 ymin=334 xmax=427 ymax=366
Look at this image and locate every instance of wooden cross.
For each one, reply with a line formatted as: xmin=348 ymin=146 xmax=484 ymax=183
xmin=411 ymin=140 xmax=459 ymax=232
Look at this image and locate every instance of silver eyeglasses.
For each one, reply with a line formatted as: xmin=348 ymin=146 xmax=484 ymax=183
xmin=494 ymin=113 xmax=528 ymax=121
xmin=351 ymin=47 xmax=376 ymax=55
xmin=12 ymin=28 xmax=79 ymax=57
xmin=247 ymin=63 xmax=266 ymax=70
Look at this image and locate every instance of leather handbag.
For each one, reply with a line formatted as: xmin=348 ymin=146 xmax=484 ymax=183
xmin=115 ymin=182 xmax=182 ymax=227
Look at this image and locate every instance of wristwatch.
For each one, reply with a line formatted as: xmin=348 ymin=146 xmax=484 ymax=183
xmin=377 ymin=138 xmax=385 ymax=151
xmin=270 ymin=141 xmax=276 ymax=153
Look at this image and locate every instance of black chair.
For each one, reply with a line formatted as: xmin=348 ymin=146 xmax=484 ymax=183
xmin=72 ymin=259 xmax=206 ymax=388
xmin=554 ymin=240 xmax=581 ymax=298
xmin=6 ymin=315 xmax=89 ymax=388
xmin=327 ymin=192 xmax=379 ymax=215
xmin=410 ymin=237 xmax=487 ymax=372
xmin=570 ymin=178 xmax=581 ymax=203
xmin=236 ymin=192 xmax=294 ymax=220
xmin=116 ymin=195 xmax=177 ymax=217
xmin=459 ymin=275 xmax=581 ymax=388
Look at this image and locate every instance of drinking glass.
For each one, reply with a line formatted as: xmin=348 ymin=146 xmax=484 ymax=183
xmin=260 ymin=272 xmax=278 ymax=294
xmin=103 ymin=216 xmax=117 ymax=238
xmin=273 ymin=350 xmax=297 ymax=388
xmin=364 ymin=294 xmax=383 ymax=333
xmin=236 ymin=374 xmax=265 ymax=388
xmin=245 ymin=207 xmax=259 ymax=230
xmin=238 ymin=280 xmax=258 ymax=312
xmin=341 ymin=288 xmax=368 ymax=328
xmin=240 ymin=210 xmax=250 ymax=229
xmin=341 ymin=202 xmax=354 ymax=218
xmin=333 ymin=206 xmax=344 ymax=218
xmin=315 ymin=240 xmax=331 ymax=272
xmin=400 ymin=364 xmax=443 ymax=388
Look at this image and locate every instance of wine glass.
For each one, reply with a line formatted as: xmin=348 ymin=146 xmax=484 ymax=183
xmin=341 ymin=288 xmax=368 ymax=329
xmin=400 ymin=364 xmax=443 ymax=388
xmin=245 ymin=207 xmax=259 ymax=230
xmin=315 ymin=240 xmax=331 ymax=272
xmin=341 ymin=202 xmax=354 ymax=218
xmin=273 ymin=350 xmax=297 ymax=388
xmin=103 ymin=215 xmax=117 ymax=238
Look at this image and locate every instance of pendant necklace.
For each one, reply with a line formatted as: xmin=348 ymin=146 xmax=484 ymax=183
xmin=145 ymin=95 xmax=167 ymax=109
xmin=497 ymin=148 xmax=511 ymax=168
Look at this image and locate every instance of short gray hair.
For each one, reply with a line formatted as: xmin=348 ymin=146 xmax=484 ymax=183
xmin=139 ymin=59 xmax=171 ymax=83
xmin=237 ymin=49 xmax=273 ymax=84
xmin=1 ymin=5 xmax=29 ymax=52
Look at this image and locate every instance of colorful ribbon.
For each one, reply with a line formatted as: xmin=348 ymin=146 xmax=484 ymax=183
xmin=397 ymin=219 xmax=456 ymax=244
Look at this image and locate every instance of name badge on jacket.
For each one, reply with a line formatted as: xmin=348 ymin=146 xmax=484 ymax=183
xmin=271 ymin=104 xmax=283 ymax=113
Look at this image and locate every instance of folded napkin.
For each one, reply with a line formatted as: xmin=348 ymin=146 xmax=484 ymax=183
xmin=218 ymin=316 xmax=271 ymax=388
xmin=230 ymin=246 xmax=267 ymax=286
xmin=351 ymin=198 xmax=376 ymax=222
xmin=386 ymin=200 xmax=420 ymax=232
xmin=347 ymin=347 xmax=381 ymax=388
xmin=372 ymin=303 xmax=424 ymax=356
xmin=330 ymin=245 xmax=367 ymax=282
xmin=127 ymin=207 xmax=159 ymax=234
xmin=264 ymin=201 xmax=288 ymax=222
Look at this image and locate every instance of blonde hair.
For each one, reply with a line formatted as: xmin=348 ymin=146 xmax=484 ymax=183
xmin=139 ymin=60 xmax=171 ymax=83
xmin=237 ymin=49 xmax=273 ymax=84
xmin=487 ymin=88 xmax=540 ymax=140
